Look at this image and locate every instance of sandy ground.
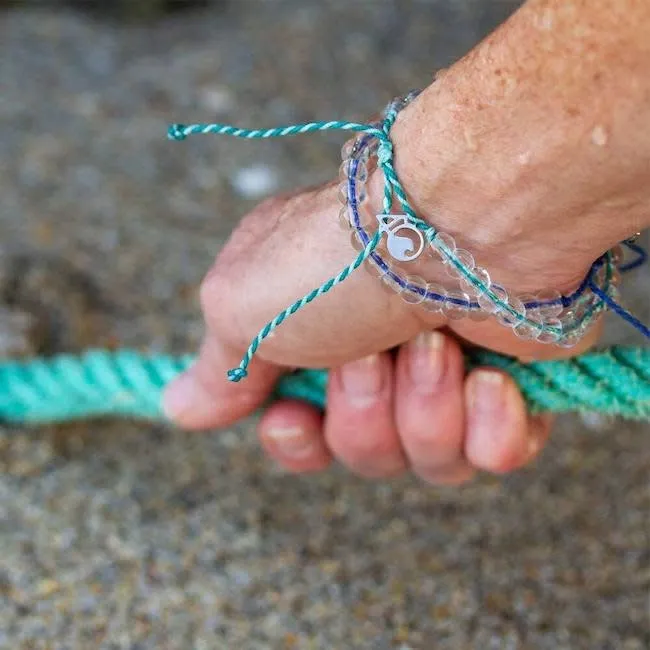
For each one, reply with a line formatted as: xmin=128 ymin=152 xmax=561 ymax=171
xmin=0 ymin=2 xmax=648 ymax=648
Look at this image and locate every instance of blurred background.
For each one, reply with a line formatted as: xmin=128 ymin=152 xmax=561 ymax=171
xmin=0 ymin=1 xmax=648 ymax=649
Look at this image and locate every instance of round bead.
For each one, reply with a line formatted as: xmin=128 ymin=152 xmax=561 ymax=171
xmin=518 ymin=293 xmax=538 ymax=311
xmin=537 ymin=318 xmax=563 ymax=344
xmin=356 ymin=160 xmax=369 ymax=183
xmin=514 ymin=320 xmax=543 ymax=341
xmin=445 ymin=248 xmax=475 ymax=280
xmin=338 ymin=205 xmax=351 ymax=231
xmin=445 ymin=290 xmax=471 ymax=320
xmin=339 ymin=160 xmax=352 ymax=181
xmin=607 ymin=284 xmax=621 ymax=304
xmin=358 ymin=141 xmax=372 ymax=164
xmin=537 ymin=289 xmax=563 ymax=318
xmin=338 ymin=182 xmax=349 ymax=206
xmin=365 ymin=140 xmax=379 ymax=160
xmin=568 ymin=300 xmax=588 ymax=325
xmin=461 ymin=266 xmax=491 ymax=296
xmin=610 ymin=244 xmax=624 ymax=266
xmin=478 ymin=283 xmax=508 ymax=314
xmin=364 ymin=256 xmax=385 ymax=279
xmin=356 ymin=184 xmax=367 ymax=205
xmin=380 ymin=270 xmax=403 ymax=295
xmin=349 ymin=230 xmax=364 ymax=252
xmin=421 ymin=283 xmax=447 ymax=312
xmin=384 ymin=96 xmax=405 ymax=116
xmin=401 ymin=275 xmax=428 ymax=305
xmin=497 ymin=297 xmax=526 ymax=327
xmin=592 ymin=263 xmax=608 ymax=288
xmin=468 ymin=306 xmax=491 ymax=322
xmin=341 ymin=139 xmax=355 ymax=161
xmin=557 ymin=329 xmax=583 ymax=348
xmin=433 ymin=231 xmax=457 ymax=261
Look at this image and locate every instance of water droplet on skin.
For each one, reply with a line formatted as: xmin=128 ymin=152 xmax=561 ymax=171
xmin=463 ymin=127 xmax=478 ymax=152
xmin=518 ymin=151 xmax=532 ymax=165
xmin=538 ymin=8 xmax=554 ymax=30
xmin=591 ymin=125 xmax=608 ymax=147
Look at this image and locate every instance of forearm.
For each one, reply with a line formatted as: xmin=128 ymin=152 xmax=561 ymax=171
xmin=393 ymin=0 xmax=650 ymax=260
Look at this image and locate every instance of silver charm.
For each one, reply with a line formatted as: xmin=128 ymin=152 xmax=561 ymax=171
xmin=376 ymin=214 xmax=425 ymax=262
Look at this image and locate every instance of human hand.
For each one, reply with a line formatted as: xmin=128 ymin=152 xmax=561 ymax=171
xmin=159 ymin=174 xmax=599 ymax=485
xmin=163 ymin=0 xmax=648 ymax=484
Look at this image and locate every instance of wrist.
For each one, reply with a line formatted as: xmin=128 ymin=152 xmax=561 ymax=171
xmin=382 ymin=9 xmax=650 ymax=290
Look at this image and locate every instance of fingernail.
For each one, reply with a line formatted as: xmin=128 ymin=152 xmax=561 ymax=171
xmin=267 ymin=426 xmax=315 ymax=459
xmin=468 ymin=370 xmax=505 ymax=416
xmin=340 ymin=354 xmax=383 ymax=408
xmin=162 ymin=371 xmax=207 ymax=420
xmin=527 ymin=435 xmax=541 ymax=458
xmin=408 ymin=331 xmax=446 ymax=394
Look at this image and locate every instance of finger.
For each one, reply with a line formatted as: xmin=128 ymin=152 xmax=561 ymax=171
xmin=395 ymin=332 xmax=475 ymax=485
xmin=324 ymin=352 xmax=407 ymax=478
xmin=464 ymin=369 xmax=547 ymax=473
xmin=258 ymin=400 xmax=331 ymax=473
xmin=162 ymin=335 xmax=281 ymax=430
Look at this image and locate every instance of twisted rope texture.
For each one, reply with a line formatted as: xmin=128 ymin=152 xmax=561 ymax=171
xmin=0 ymin=347 xmax=648 ymax=425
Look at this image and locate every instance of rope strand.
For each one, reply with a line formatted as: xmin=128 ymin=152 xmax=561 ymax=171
xmin=1 ymin=347 xmax=648 ymax=424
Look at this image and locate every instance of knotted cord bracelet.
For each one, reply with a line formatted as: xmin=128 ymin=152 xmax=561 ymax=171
xmin=167 ymin=90 xmax=650 ymax=383
xmin=342 ymin=126 xmax=617 ymax=344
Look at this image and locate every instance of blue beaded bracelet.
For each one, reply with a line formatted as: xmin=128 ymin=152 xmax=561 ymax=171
xmin=167 ymin=89 xmax=649 ymax=382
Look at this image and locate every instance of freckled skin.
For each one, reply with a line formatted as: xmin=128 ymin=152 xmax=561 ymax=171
xmin=390 ymin=0 xmax=650 ymax=292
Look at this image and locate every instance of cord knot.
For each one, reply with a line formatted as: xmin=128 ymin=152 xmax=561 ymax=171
xmin=227 ymin=367 xmax=248 ymax=382
xmin=377 ymin=139 xmax=393 ymax=166
xmin=168 ymin=124 xmax=187 ymax=141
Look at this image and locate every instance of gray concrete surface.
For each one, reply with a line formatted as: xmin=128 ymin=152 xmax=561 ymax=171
xmin=0 ymin=2 xmax=648 ymax=648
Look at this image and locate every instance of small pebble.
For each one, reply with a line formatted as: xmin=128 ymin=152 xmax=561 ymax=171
xmin=231 ymin=164 xmax=279 ymax=199
xmin=0 ymin=307 xmax=39 ymax=357
xmin=579 ymin=411 xmax=613 ymax=431
xmin=198 ymin=86 xmax=236 ymax=115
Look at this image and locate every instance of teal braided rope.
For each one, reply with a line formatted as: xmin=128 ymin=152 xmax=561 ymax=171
xmin=0 ymin=347 xmax=648 ymax=425
xmin=167 ymin=122 xmax=383 ymax=142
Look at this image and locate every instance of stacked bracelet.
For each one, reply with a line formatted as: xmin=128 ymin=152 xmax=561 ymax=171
xmin=167 ymin=89 xmax=648 ymax=382
xmin=336 ymin=91 xmax=622 ymax=348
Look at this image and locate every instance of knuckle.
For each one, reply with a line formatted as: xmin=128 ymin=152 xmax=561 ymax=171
xmin=199 ymin=261 xmax=249 ymax=352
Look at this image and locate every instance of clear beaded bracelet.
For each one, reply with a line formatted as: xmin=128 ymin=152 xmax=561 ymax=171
xmin=167 ymin=89 xmax=649 ymax=381
xmin=337 ymin=93 xmax=620 ymax=348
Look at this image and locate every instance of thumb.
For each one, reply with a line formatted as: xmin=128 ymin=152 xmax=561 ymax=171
xmin=162 ymin=335 xmax=281 ymax=430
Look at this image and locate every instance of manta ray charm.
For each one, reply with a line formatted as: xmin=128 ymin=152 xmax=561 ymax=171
xmin=376 ymin=214 xmax=425 ymax=262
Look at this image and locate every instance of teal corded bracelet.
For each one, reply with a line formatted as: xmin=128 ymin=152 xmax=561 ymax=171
xmin=167 ymin=90 xmax=649 ymax=382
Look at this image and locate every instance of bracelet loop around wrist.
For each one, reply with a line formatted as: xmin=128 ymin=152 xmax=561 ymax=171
xmin=167 ymin=89 xmax=649 ymax=382
xmin=336 ymin=91 xmax=621 ymax=348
